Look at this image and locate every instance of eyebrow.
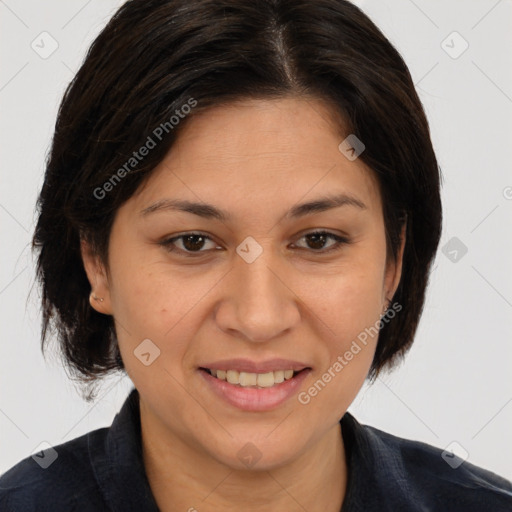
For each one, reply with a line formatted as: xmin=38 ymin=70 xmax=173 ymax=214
xmin=139 ymin=193 xmax=367 ymax=221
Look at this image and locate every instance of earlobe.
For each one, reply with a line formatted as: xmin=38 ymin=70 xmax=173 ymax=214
xmin=89 ymin=292 xmax=107 ymax=312
xmin=80 ymin=238 xmax=113 ymax=315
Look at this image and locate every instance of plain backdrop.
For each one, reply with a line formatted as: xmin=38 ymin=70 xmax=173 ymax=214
xmin=1 ymin=0 xmax=511 ymax=481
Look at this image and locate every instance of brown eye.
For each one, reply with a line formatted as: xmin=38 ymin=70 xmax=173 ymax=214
xmin=293 ymin=231 xmax=350 ymax=253
xmin=159 ymin=230 xmax=350 ymax=258
xmin=160 ymin=233 xmax=218 ymax=255
xmin=181 ymin=234 xmax=207 ymax=252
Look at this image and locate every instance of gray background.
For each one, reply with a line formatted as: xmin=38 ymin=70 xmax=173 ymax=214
xmin=1 ymin=0 xmax=511 ymax=480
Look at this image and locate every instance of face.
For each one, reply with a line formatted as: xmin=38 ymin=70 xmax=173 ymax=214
xmin=82 ymin=97 xmax=404 ymax=471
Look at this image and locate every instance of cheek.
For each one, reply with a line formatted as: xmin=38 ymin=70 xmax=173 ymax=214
xmin=311 ymin=258 xmax=386 ymax=339
xmin=112 ymin=270 xmax=191 ymax=337
xmin=300 ymin=276 xmax=382 ymax=418
xmin=300 ymin=253 xmax=386 ymax=406
xmin=110 ymin=268 xmax=196 ymax=396
xmin=109 ymin=253 xmax=228 ymax=367
xmin=317 ymin=276 xmax=382 ymax=368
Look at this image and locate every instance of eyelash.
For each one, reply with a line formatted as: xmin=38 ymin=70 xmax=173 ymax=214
xmin=159 ymin=230 xmax=350 ymax=257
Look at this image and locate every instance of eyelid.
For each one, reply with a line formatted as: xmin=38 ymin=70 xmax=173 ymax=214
xmin=159 ymin=230 xmax=351 ymax=256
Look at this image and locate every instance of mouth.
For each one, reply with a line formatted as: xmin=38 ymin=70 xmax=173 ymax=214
xmin=198 ymin=366 xmax=312 ymax=411
xmin=199 ymin=367 xmax=310 ymax=389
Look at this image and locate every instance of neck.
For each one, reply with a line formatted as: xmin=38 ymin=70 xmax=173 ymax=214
xmin=140 ymin=401 xmax=347 ymax=512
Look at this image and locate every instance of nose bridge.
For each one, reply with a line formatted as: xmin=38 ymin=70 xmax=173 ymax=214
xmin=217 ymin=236 xmax=300 ymax=342
xmin=239 ymin=252 xmax=281 ymax=308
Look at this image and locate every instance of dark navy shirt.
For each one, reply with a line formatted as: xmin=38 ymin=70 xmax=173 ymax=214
xmin=1 ymin=387 xmax=511 ymax=511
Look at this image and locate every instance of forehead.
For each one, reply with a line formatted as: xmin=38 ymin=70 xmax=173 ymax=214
xmin=127 ymin=97 xmax=382 ymax=220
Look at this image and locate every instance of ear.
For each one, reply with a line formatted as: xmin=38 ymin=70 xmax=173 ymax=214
xmin=80 ymin=238 xmax=113 ymax=315
xmin=383 ymin=220 xmax=407 ymax=305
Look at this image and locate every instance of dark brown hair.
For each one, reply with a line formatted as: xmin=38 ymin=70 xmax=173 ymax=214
xmin=32 ymin=0 xmax=442 ymax=401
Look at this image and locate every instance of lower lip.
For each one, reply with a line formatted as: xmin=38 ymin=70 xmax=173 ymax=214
xmin=198 ymin=368 xmax=312 ymax=412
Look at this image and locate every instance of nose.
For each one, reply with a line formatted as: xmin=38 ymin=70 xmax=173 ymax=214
xmin=214 ymin=247 xmax=301 ymax=343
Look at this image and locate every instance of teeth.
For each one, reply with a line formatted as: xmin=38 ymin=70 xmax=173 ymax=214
xmin=239 ymin=372 xmax=257 ymax=386
xmin=273 ymin=370 xmax=285 ymax=384
xmin=227 ymin=370 xmax=239 ymax=384
xmin=208 ymin=368 xmax=298 ymax=387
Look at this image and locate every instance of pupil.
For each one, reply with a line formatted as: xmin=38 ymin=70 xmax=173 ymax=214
xmin=183 ymin=235 xmax=204 ymax=251
xmin=307 ymin=233 xmax=326 ymax=250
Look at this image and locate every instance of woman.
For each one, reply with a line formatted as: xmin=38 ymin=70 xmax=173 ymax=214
xmin=1 ymin=0 xmax=511 ymax=510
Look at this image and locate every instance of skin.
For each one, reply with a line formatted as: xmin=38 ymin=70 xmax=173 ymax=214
xmin=81 ymin=97 xmax=405 ymax=512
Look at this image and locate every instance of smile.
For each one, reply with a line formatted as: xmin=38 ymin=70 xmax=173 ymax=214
xmin=198 ymin=367 xmax=312 ymax=411
xmin=202 ymin=368 xmax=302 ymax=388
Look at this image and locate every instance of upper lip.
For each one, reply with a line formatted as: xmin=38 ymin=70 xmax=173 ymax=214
xmin=199 ymin=358 xmax=311 ymax=373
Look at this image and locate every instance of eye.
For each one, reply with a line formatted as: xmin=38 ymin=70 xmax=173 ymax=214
xmin=159 ymin=230 xmax=350 ymax=257
xmin=292 ymin=230 xmax=350 ymax=253
xmin=159 ymin=232 xmax=219 ymax=255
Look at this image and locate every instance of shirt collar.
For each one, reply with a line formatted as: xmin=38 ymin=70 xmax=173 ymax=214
xmin=90 ymin=387 xmax=383 ymax=512
xmin=89 ymin=387 xmax=160 ymax=511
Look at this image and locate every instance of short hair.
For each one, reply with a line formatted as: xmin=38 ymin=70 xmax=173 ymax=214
xmin=32 ymin=0 xmax=442 ymax=401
